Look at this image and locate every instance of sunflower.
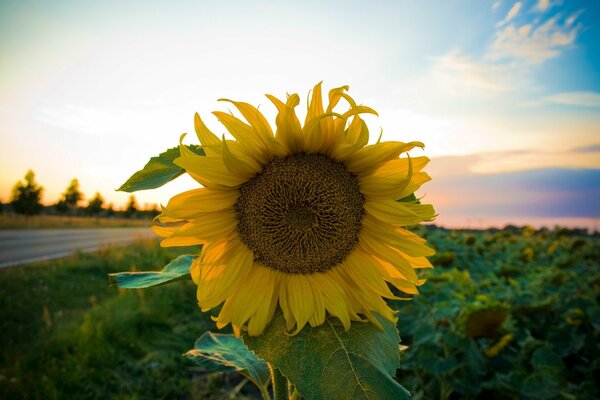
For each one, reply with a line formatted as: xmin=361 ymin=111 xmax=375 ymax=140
xmin=153 ymin=83 xmax=435 ymax=336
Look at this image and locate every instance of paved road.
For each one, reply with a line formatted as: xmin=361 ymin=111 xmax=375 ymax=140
xmin=0 ymin=228 xmax=155 ymax=269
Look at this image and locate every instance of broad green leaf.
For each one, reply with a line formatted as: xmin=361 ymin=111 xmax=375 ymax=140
xmin=185 ymin=332 xmax=271 ymax=391
xmin=108 ymin=254 xmax=195 ymax=288
xmin=244 ymin=313 xmax=410 ymax=400
xmin=118 ymin=145 xmax=205 ymax=192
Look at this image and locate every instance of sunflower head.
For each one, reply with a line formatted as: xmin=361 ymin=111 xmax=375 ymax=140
xmin=154 ymin=83 xmax=436 ymax=336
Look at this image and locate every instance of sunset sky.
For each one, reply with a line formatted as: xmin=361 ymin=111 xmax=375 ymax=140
xmin=1 ymin=0 xmax=598 ymax=229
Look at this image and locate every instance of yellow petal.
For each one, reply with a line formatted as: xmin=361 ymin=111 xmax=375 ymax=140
xmin=304 ymin=82 xmax=324 ymax=126
xmin=175 ymin=145 xmax=246 ymax=188
xmin=265 ymin=93 xmax=303 ymax=153
xmin=362 ymin=214 xmax=435 ymax=257
xmin=316 ymin=270 xmax=353 ymax=330
xmin=220 ymin=136 xmax=262 ymax=178
xmin=397 ymin=172 xmax=432 ymax=199
xmin=213 ymin=111 xmax=271 ymax=163
xmin=286 ymin=274 xmax=314 ymax=334
xmin=219 ymin=99 xmax=274 ymax=146
xmin=165 ymin=210 xmax=237 ymax=243
xmin=345 ymin=141 xmax=424 ymax=174
xmin=359 ymin=235 xmax=419 ymax=283
xmin=194 ymin=113 xmax=221 ymax=157
xmin=247 ymin=267 xmax=280 ymax=336
xmin=162 ymin=188 xmax=238 ymax=220
xmin=364 ymin=199 xmax=424 ymax=226
xmin=342 ymin=250 xmax=400 ymax=299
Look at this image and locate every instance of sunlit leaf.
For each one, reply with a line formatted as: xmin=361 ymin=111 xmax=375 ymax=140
xmin=185 ymin=332 xmax=271 ymax=391
xmin=244 ymin=313 xmax=410 ymax=400
xmin=118 ymin=145 xmax=205 ymax=192
xmin=108 ymin=255 xmax=195 ymax=288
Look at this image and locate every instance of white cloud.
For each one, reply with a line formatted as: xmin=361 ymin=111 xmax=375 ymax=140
xmin=492 ymin=1 xmax=502 ymax=11
xmin=535 ymin=0 xmax=551 ymax=12
xmin=489 ymin=15 xmax=581 ymax=63
xmin=498 ymin=2 xmax=522 ymax=26
xmin=566 ymin=10 xmax=584 ymax=26
xmin=542 ymin=92 xmax=600 ymax=108
xmin=430 ymin=53 xmax=516 ymax=93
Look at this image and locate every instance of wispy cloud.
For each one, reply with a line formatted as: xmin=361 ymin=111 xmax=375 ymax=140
xmin=489 ymin=14 xmax=582 ymax=63
xmin=430 ymin=53 xmax=516 ymax=93
xmin=428 ymin=147 xmax=600 ymax=177
xmin=497 ymin=2 xmax=522 ymax=27
xmin=573 ymin=144 xmax=600 ymax=153
xmin=542 ymin=92 xmax=600 ymax=108
xmin=430 ymin=4 xmax=586 ymax=98
xmin=34 ymin=103 xmax=182 ymax=137
xmin=535 ymin=0 xmax=551 ymax=12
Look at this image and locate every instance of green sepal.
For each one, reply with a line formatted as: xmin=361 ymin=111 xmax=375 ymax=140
xmin=117 ymin=145 xmax=205 ymax=192
xmin=398 ymin=193 xmax=421 ymax=204
xmin=108 ymin=254 xmax=196 ymax=288
xmin=185 ymin=332 xmax=271 ymax=392
xmin=243 ymin=313 xmax=411 ymax=400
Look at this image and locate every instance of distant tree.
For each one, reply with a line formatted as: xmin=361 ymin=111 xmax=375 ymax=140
xmin=147 ymin=203 xmax=160 ymax=218
xmin=125 ymin=195 xmax=138 ymax=218
xmin=56 ymin=179 xmax=83 ymax=214
xmin=11 ymin=170 xmax=44 ymax=215
xmin=106 ymin=203 xmax=116 ymax=217
xmin=85 ymin=192 xmax=104 ymax=216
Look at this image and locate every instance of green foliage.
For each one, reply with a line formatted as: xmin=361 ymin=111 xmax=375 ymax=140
xmin=118 ymin=145 xmax=205 ymax=193
xmin=125 ymin=194 xmax=138 ymax=217
xmin=396 ymin=226 xmax=600 ymax=399
xmin=244 ymin=313 xmax=410 ymax=400
xmin=109 ymin=254 xmax=196 ymax=288
xmin=85 ymin=192 xmax=104 ymax=216
xmin=186 ymin=332 xmax=271 ymax=396
xmin=11 ymin=169 xmax=44 ymax=215
xmin=62 ymin=178 xmax=83 ymax=207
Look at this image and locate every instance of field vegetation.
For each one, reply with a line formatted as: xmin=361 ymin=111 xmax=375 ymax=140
xmin=0 ymin=214 xmax=151 ymax=230
xmin=0 ymin=226 xmax=598 ymax=399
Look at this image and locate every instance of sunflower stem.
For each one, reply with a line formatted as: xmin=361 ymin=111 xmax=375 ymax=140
xmin=269 ymin=363 xmax=289 ymax=400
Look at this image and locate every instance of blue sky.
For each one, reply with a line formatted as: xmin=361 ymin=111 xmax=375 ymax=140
xmin=0 ymin=0 xmax=598 ymax=227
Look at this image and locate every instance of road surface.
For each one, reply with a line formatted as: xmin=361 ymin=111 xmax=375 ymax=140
xmin=0 ymin=228 xmax=155 ymax=269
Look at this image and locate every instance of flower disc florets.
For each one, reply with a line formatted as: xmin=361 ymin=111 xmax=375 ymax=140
xmin=235 ymin=153 xmax=365 ymax=274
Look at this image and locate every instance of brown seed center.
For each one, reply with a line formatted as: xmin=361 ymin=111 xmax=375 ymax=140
xmin=234 ymin=153 xmax=365 ymax=274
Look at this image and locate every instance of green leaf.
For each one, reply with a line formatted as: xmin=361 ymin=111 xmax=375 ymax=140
xmin=117 ymin=145 xmax=205 ymax=192
xmin=108 ymin=254 xmax=195 ymax=288
xmin=185 ymin=332 xmax=271 ymax=391
xmin=244 ymin=313 xmax=410 ymax=400
xmin=520 ymin=373 xmax=561 ymax=400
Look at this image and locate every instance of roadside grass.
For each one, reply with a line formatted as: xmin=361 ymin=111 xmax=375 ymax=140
xmin=0 ymin=214 xmax=151 ymax=229
xmin=0 ymin=239 xmax=259 ymax=400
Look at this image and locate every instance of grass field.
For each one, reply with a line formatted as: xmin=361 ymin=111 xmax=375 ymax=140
xmin=0 ymin=214 xmax=151 ymax=229
xmin=0 ymin=239 xmax=259 ymax=400
xmin=0 ymin=227 xmax=598 ymax=399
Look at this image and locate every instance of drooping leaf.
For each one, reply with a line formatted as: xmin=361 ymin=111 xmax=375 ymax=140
xmin=244 ymin=313 xmax=410 ymax=400
xmin=108 ymin=254 xmax=196 ymax=288
xmin=185 ymin=332 xmax=271 ymax=391
xmin=118 ymin=145 xmax=205 ymax=192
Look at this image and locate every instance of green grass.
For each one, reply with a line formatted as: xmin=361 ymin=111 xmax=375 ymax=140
xmin=0 ymin=214 xmax=150 ymax=229
xmin=0 ymin=239 xmax=259 ymax=400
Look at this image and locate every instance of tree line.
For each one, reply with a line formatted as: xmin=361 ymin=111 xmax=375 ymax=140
xmin=2 ymin=170 xmax=159 ymax=219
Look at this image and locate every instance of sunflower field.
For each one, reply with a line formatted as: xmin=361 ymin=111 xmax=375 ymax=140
xmin=395 ymin=225 xmax=600 ymax=400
